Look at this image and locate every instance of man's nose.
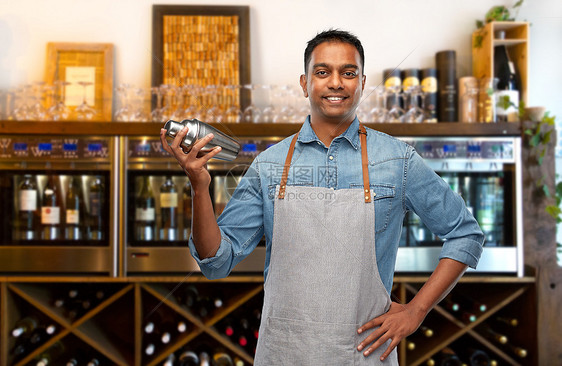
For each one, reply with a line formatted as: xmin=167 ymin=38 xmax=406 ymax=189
xmin=328 ymin=74 xmax=343 ymax=89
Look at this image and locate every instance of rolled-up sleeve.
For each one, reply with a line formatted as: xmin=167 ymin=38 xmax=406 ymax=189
xmin=404 ymin=148 xmax=485 ymax=268
xmin=188 ymin=157 xmax=265 ymax=279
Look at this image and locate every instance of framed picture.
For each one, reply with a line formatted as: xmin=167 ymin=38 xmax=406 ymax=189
xmin=152 ymin=5 xmax=251 ymax=118
xmin=45 ymin=42 xmax=114 ymax=121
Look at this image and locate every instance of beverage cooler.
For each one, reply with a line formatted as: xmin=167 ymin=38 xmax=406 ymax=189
xmin=124 ymin=136 xmax=268 ymax=274
xmin=0 ymin=135 xmax=116 ymax=274
xmin=396 ymin=136 xmax=523 ymax=276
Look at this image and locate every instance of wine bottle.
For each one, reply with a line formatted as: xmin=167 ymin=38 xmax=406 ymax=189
xmin=455 ymin=292 xmax=487 ymax=313
xmin=233 ymin=356 xmax=245 ymax=366
xmin=163 ymin=353 xmax=176 ymax=366
xmin=213 ymin=351 xmax=234 ymax=366
xmin=506 ymin=343 xmax=527 ymax=358
xmin=441 ymin=297 xmax=460 ymax=312
xmin=29 ymin=324 xmax=57 ymax=345
xmin=87 ymin=357 xmax=100 ymax=366
xmin=17 ymin=174 xmax=39 ymax=240
xmin=435 ymin=347 xmax=463 ymax=366
xmin=419 ymin=325 xmax=434 ymax=337
xmin=65 ymin=176 xmax=84 ymax=240
xmin=468 ymin=348 xmax=491 ymax=366
xmin=176 ymin=284 xmax=199 ymax=308
xmin=199 ymin=351 xmax=211 ymax=366
xmin=495 ymin=316 xmax=518 ymax=327
xmin=494 ymin=46 xmax=520 ymax=122
xmin=183 ymin=179 xmax=192 ymax=240
xmin=178 ymin=350 xmax=199 ymax=366
xmin=35 ymin=341 xmax=65 ymax=366
xmin=406 ymin=341 xmax=415 ymax=351
xmin=482 ymin=325 xmax=508 ymax=344
xmin=88 ymin=176 xmax=105 ymax=240
xmin=159 ymin=175 xmax=178 ymax=241
xmin=11 ymin=316 xmax=38 ymax=338
xmin=135 ymin=175 xmax=155 ymax=241
xmin=41 ymin=175 xmax=62 ymax=240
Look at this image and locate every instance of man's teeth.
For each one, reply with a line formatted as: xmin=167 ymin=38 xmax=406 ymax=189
xmin=326 ymin=97 xmax=344 ymax=101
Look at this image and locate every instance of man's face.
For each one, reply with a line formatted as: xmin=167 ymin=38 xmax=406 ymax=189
xmin=300 ymin=41 xmax=366 ymax=125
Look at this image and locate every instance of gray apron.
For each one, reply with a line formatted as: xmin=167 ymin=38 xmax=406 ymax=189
xmin=254 ymin=125 xmax=398 ymax=365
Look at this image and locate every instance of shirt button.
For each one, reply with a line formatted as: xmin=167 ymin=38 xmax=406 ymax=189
xmin=329 ymin=155 xmax=334 ymax=160
xmin=317 ymin=141 xmax=322 ymax=145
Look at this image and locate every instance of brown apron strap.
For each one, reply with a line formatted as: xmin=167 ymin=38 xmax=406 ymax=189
xmin=278 ymin=126 xmax=371 ymax=203
xmin=359 ymin=124 xmax=372 ymax=203
xmin=278 ymin=132 xmax=299 ymax=199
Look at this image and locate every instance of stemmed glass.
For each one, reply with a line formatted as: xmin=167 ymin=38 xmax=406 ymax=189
xmin=75 ymin=81 xmax=96 ymax=120
xmin=224 ymin=84 xmax=242 ymax=123
xmin=242 ymin=84 xmax=262 ymax=123
xmin=11 ymin=85 xmax=32 ymax=121
xmin=182 ymin=85 xmax=201 ymax=121
xmin=151 ymin=86 xmax=164 ymax=122
xmin=47 ymin=81 xmax=71 ymax=121
xmin=30 ymin=82 xmax=49 ymax=121
xmin=260 ymin=85 xmax=276 ymax=123
xmin=131 ymin=87 xmax=149 ymax=122
xmin=404 ymin=86 xmax=425 ymax=123
xmin=385 ymin=86 xmax=405 ymax=123
xmin=114 ymin=84 xmax=132 ymax=121
xmin=204 ymin=85 xmax=223 ymax=122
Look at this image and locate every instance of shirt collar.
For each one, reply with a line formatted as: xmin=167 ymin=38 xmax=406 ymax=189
xmin=297 ymin=116 xmax=361 ymax=150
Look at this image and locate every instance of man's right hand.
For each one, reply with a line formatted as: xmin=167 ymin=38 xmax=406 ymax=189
xmin=159 ymin=127 xmax=222 ymax=191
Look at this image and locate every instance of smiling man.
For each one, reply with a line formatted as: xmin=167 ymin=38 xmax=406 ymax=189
xmin=161 ymin=29 xmax=484 ymax=365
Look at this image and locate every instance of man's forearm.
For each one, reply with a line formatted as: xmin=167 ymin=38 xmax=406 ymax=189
xmin=191 ymin=188 xmax=222 ymax=259
xmin=407 ymin=258 xmax=468 ymax=318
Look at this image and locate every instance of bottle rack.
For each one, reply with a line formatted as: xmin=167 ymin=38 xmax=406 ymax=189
xmin=0 ymin=277 xmax=535 ymax=365
xmin=399 ymin=280 xmax=537 ymax=366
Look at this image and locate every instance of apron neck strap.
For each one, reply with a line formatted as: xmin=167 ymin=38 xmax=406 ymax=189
xmin=278 ymin=124 xmax=371 ymax=203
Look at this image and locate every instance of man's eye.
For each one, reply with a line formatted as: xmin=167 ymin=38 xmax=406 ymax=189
xmin=344 ymin=72 xmax=357 ymax=77
xmin=315 ymin=70 xmax=328 ymax=76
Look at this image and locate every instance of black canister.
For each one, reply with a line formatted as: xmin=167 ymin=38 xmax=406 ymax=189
xmin=436 ymin=51 xmax=458 ymax=122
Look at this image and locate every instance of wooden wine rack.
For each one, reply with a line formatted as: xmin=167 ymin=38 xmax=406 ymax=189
xmin=0 ymin=276 xmax=536 ymax=366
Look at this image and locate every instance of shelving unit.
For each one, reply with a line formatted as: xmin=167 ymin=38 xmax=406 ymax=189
xmin=0 ymin=120 xmax=539 ymax=365
xmin=0 ymin=276 xmax=536 ymax=366
xmin=472 ymin=21 xmax=529 ymax=104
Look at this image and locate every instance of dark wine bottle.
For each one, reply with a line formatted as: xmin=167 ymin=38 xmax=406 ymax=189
xmin=17 ymin=174 xmax=39 ymax=240
xmin=11 ymin=316 xmax=38 ymax=338
xmin=494 ymin=46 xmax=520 ymax=122
xmin=35 ymin=341 xmax=65 ymax=366
xmin=135 ymin=175 xmax=155 ymax=241
xmin=87 ymin=357 xmax=100 ymax=366
xmin=213 ymin=351 xmax=234 ymax=366
xmin=176 ymin=284 xmax=199 ymax=308
xmin=29 ymin=324 xmax=57 ymax=345
xmin=41 ymin=175 xmax=62 ymax=240
xmin=160 ymin=175 xmax=178 ymax=241
xmin=455 ymin=292 xmax=487 ymax=313
xmin=495 ymin=316 xmax=518 ymax=327
xmin=65 ymin=176 xmax=84 ymax=240
xmin=183 ymin=179 xmax=192 ymax=240
xmin=163 ymin=353 xmax=176 ymax=366
xmin=436 ymin=347 xmax=463 ymax=366
xmin=482 ymin=325 xmax=508 ymax=344
xmin=441 ymin=297 xmax=460 ymax=312
xmin=505 ymin=342 xmax=527 ymax=358
xmin=419 ymin=325 xmax=434 ymax=337
xmin=88 ymin=176 xmax=105 ymax=240
xmin=178 ymin=349 xmax=199 ymax=366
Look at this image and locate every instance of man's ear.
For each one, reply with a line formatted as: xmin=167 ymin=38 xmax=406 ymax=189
xmin=362 ymin=74 xmax=366 ymax=92
xmin=300 ymin=74 xmax=308 ymax=97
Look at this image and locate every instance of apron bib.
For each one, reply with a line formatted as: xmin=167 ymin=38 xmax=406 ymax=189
xmin=254 ymin=125 xmax=398 ymax=365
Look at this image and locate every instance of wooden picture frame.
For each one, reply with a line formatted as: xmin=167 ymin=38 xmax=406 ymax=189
xmin=151 ymin=5 xmax=251 ymax=115
xmin=45 ymin=42 xmax=114 ymax=121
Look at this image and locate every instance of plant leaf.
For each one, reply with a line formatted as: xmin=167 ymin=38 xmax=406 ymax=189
xmin=530 ymin=133 xmax=541 ymax=147
xmin=543 ymin=183 xmax=550 ymax=197
xmin=546 ymin=205 xmax=561 ymax=220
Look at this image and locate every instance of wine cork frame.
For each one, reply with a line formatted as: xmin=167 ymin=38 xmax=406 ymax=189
xmin=45 ymin=42 xmax=114 ymax=121
xmin=151 ymin=5 xmax=251 ymax=114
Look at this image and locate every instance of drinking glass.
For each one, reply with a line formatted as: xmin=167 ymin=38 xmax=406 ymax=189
xmin=131 ymin=87 xmax=149 ymax=122
xmin=460 ymin=83 xmax=479 ymax=123
xmin=203 ymin=85 xmax=224 ymax=123
xmin=30 ymin=82 xmax=49 ymax=121
xmin=114 ymin=84 xmax=132 ymax=121
xmin=75 ymin=81 xmax=97 ymax=120
xmin=242 ymin=84 xmax=262 ymax=123
xmin=478 ymin=77 xmax=498 ymax=123
xmin=260 ymin=85 xmax=277 ymax=123
xmin=12 ymin=85 xmax=33 ymax=121
xmin=367 ymin=87 xmax=388 ymax=122
xmin=182 ymin=85 xmax=201 ymax=121
xmin=386 ymin=86 xmax=405 ymax=123
xmin=151 ymin=86 xmax=164 ymax=122
xmin=404 ymin=86 xmax=425 ymax=123
xmin=47 ymin=81 xmax=71 ymax=121
xmin=224 ymin=84 xmax=242 ymax=123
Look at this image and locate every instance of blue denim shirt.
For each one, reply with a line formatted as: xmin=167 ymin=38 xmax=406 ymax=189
xmin=188 ymin=117 xmax=484 ymax=294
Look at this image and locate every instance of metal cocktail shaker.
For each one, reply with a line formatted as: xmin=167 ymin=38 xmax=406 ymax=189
xmin=163 ymin=119 xmax=241 ymax=161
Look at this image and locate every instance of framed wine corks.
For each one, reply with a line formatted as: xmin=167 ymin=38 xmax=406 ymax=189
xmin=152 ymin=5 xmax=251 ymax=113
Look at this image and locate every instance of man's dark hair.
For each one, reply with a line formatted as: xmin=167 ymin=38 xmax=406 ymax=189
xmin=304 ymin=29 xmax=365 ymax=74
